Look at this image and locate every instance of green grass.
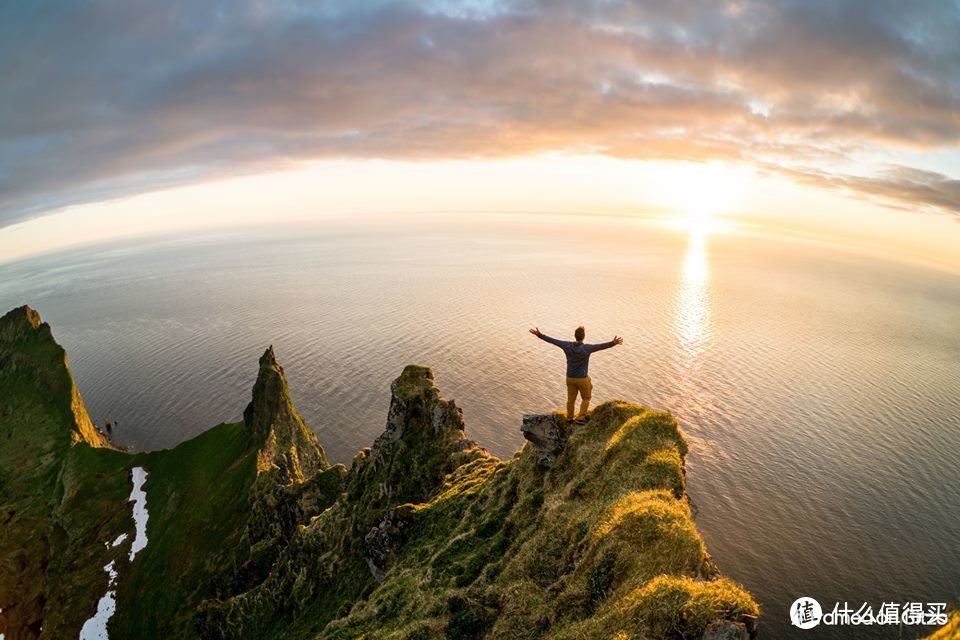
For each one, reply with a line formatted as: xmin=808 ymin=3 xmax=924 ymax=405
xmin=390 ymin=364 xmax=437 ymax=401
xmin=110 ymin=421 xmax=259 ymax=637
xmin=216 ymin=395 xmax=759 ymax=640
xmin=1 ymin=306 xmax=760 ymax=640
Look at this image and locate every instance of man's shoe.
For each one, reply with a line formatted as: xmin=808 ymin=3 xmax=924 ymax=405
xmin=573 ymin=417 xmax=588 ymax=425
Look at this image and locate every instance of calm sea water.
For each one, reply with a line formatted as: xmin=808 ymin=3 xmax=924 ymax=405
xmin=2 ymin=213 xmax=958 ymax=639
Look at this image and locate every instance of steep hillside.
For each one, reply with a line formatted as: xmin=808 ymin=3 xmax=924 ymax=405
xmin=0 ymin=308 xmax=333 ymax=639
xmin=0 ymin=305 xmax=116 ymax=637
xmin=0 ymin=306 xmax=758 ymax=639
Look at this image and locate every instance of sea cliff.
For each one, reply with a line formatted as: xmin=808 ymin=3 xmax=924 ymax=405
xmin=0 ymin=305 xmax=758 ymax=639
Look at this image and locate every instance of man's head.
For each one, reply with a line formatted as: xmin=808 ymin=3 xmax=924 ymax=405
xmin=574 ymin=326 xmax=586 ymax=342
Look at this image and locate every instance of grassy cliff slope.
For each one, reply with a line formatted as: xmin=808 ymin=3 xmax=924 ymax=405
xmin=0 ymin=307 xmax=335 ymax=640
xmin=0 ymin=307 xmax=758 ymax=640
xmin=198 ymin=366 xmax=759 ymax=640
xmin=0 ymin=305 xmax=119 ymax=637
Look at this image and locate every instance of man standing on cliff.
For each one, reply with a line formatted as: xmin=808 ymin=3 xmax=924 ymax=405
xmin=529 ymin=326 xmax=623 ymax=424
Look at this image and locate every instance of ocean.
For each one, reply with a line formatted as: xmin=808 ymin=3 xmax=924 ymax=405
xmin=2 ymin=212 xmax=958 ymax=639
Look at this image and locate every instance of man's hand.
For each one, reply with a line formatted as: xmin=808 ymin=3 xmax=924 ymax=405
xmin=529 ymin=327 xmax=542 ymax=337
xmin=613 ymin=335 xmax=624 ymax=345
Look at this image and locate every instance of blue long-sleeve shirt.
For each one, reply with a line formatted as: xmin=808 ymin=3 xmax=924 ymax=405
xmin=536 ymin=333 xmax=616 ymax=378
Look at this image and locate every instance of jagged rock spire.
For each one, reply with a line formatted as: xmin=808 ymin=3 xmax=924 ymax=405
xmin=351 ymin=365 xmax=484 ymax=513
xmin=243 ymin=345 xmax=328 ymax=483
xmin=371 ymin=364 xmax=474 ymax=459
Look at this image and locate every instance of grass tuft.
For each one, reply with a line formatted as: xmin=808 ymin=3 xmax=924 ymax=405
xmin=623 ymin=575 xmax=759 ymax=639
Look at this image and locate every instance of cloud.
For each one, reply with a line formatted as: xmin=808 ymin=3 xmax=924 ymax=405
xmin=767 ymin=163 xmax=960 ymax=215
xmin=1 ymin=0 xmax=958 ymax=224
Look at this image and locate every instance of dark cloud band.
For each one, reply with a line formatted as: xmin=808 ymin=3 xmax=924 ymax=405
xmin=1 ymin=0 xmax=958 ymax=224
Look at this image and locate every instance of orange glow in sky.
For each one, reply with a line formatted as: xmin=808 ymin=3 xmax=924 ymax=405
xmin=3 ymin=2 xmax=958 ymax=275
xmin=2 ymin=156 xmax=958 ymax=274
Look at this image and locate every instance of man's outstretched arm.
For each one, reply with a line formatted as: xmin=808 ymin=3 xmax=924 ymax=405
xmin=587 ymin=335 xmax=624 ymax=352
xmin=529 ymin=327 xmax=567 ymax=348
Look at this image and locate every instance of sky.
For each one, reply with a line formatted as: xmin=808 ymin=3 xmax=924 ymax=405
xmin=1 ymin=0 xmax=959 ymax=269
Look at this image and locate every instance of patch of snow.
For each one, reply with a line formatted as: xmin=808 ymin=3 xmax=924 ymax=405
xmin=78 ymin=561 xmax=118 ymax=640
xmin=128 ymin=467 xmax=149 ymax=562
xmin=104 ymin=560 xmax=118 ymax=586
xmin=78 ymin=466 xmax=151 ymax=640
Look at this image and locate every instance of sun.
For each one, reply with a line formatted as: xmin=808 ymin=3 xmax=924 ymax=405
xmin=645 ymin=161 xmax=748 ymax=232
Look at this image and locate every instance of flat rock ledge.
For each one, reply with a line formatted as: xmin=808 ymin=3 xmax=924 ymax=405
xmin=521 ymin=413 xmax=568 ymax=468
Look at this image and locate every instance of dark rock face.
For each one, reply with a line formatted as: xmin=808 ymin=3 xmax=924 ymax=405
xmin=521 ymin=413 xmax=568 ymax=468
xmin=364 ymin=505 xmax=415 ymax=582
xmin=372 ymin=364 xmax=474 ymax=459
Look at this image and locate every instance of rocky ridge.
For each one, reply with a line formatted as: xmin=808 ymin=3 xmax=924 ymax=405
xmin=0 ymin=306 xmax=759 ymax=640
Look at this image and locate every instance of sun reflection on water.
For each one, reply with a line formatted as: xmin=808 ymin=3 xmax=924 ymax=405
xmin=669 ymin=227 xmax=717 ymax=453
xmin=675 ymin=229 xmax=711 ymax=371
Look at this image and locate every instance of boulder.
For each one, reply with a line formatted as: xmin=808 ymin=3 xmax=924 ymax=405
xmin=521 ymin=413 xmax=568 ymax=468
